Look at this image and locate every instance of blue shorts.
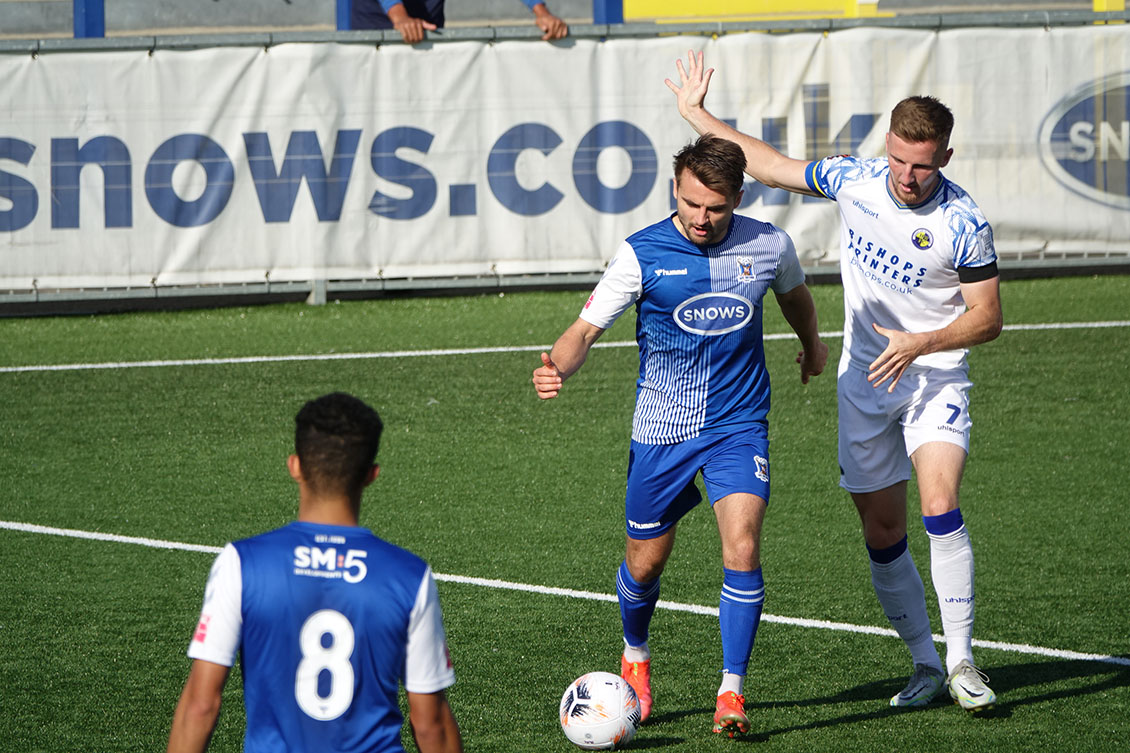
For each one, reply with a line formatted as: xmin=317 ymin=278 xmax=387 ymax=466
xmin=624 ymin=425 xmax=770 ymax=540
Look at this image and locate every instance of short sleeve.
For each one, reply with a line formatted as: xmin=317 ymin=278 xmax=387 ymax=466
xmin=806 ymin=155 xmax=859 ymax=200
xmin=956 ymin=222 xmax=997 ymax=269
xmin=578 ymin=240 xmax=642 ymax=330
xmin=404 ymin=568 xmax=456 ymax=694
xmin=770 ymin=233 xmax=805 ymax=295
xmin=186 ymin=543 xmax=243 ymax=667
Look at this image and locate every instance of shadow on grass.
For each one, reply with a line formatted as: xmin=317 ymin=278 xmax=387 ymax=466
xmin=624 ymin=658 xmax=1130 ymax=746
xmin=629 ymin=698 xmax=905 ymax=747
xmin=625 ymin=736 xmax=691 ymax=750
xmin=968 ymin=657 xmax=1130 ymax=716
xmin=770 ymin=658 xmax=1129 ymax=737
xmin=768 ymin=656 xmax=1128 ymax=709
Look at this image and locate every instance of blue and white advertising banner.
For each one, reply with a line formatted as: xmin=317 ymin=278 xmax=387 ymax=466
xmin=1 ymin=26 xmax=1128 ymax=290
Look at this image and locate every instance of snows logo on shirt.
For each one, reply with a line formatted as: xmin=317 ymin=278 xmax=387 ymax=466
xmin=673 ymin=292 xmax=753 ymax=336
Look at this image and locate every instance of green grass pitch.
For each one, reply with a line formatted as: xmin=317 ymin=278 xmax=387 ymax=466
xmin=0 ymin=275 xmax=1128 ymax=752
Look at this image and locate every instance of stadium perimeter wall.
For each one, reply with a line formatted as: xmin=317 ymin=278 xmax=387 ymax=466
xmin=1 ymin=12 xmax=1129 ymax=313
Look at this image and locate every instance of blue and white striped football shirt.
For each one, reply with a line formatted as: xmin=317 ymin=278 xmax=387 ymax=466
xmin=581 ymin=214 xmax=804 ymax=445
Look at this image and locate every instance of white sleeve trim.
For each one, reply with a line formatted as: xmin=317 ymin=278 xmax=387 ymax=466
xmin=578 ymin=240 xmax=642 ymax=329
xmin=404 ymin=567 xmax=456 ymax=694
xmin=186 ymin=543 xmax=242 ymax=667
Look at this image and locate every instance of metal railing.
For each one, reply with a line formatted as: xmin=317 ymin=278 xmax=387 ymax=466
xmin=27 ymin=0 xmax=1130 ymax=40
xmin=2 ymin=6 xmax=1127 ymax=314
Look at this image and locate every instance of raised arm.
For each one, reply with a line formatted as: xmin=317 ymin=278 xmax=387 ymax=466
xmin=666 ymin=50 xmax=816 ymax=196
xmin=774 ymin=283 xmax=828 ymax=384
xmin=532 ymin=318 xmax=606 ymax=399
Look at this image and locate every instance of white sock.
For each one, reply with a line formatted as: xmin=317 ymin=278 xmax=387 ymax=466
xmin=717 ymin=670 xmax=744 ymax=697
xmin=623 ymin=639 xmax=650 ymax=663
xmin=928 ymin=525 xmax=975 ymax=674
xmin=870 ymin=549 xmax=942 ymax=670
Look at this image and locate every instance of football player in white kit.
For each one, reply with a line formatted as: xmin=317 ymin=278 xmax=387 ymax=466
xmin=667 ymin=51 xmax=1003 ymax=712
xmin=533 ymin=135 xmax=828 ymax=737
xmin=167 ymin=393 xmax=463 ymax=753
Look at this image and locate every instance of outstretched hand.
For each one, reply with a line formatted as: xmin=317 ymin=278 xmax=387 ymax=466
xmin=532 ymin=351 xmax=564 ymax=400
xmin=664 ymin=50 xmax=713 ymax=120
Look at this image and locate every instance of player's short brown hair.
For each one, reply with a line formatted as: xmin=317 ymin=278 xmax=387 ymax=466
xmin=673 ymin=135 xmax=746 ymax=200
xmin=295 ymin=392 xmax=383 ymax=496
xmin=889 ymin=96 xmax=954 ymax=146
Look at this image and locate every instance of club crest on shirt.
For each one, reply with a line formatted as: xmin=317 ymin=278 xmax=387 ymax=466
xmin=737 ymin=257 xmax=756 ymax=282
xmin=754 ymin=455 xmax=769 ymax=483
xmin=911 ymin=228 xmax=933 ymax=250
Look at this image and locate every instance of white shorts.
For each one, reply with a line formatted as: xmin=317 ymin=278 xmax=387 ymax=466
xmin=837 ymin=360 xmax=973 ymax=494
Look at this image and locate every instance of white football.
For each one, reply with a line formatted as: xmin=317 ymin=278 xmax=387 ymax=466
xmin=559 ymin=671 xmax=641 ymax=750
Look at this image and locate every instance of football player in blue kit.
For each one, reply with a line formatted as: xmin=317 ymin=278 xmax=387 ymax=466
xmin=532 ymin=135 xmax=828 ymax=737
xmin=167 ymin=393 xmax=463 ymax=753
xmin=667 ymin=51 xmax=1003 ymax=712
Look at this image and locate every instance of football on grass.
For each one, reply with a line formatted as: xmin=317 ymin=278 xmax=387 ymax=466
xmin=559 ymin=671 xmax=641 ymax=750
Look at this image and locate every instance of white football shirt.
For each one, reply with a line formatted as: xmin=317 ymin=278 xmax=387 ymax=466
xmin=805 ymin=156 xmax=998 ymax=372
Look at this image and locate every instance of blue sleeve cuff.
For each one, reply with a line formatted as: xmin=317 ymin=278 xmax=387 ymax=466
xmin=804 ymin=160 xmax=829 ymax=198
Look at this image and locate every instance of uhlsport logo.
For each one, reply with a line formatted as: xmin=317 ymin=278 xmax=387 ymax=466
xmin=1038 ymin=72 xmax=1130 ymax=210
xmin=673 ymin=292 xmax=753 ymax=336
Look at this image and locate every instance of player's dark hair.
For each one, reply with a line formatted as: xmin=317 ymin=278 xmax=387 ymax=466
xmin=294 ymin=392 xmax=383 ymax=496
xmin=889 ymin=96 xmax=954 ymax=146
xmin=673 ymin=135 xmax=746 ymax=200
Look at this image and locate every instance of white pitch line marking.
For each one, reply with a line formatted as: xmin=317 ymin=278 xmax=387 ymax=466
xmin=1 ymin=321 xmax=1127 ymax=374
xmin=2 ymin=519 xmax=1126 ymax=668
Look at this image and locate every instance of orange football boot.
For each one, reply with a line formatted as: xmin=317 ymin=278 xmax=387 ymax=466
xmin=712 ymin=691 xmax=749 ymax=737
xmin=620 ymin=654 xmax=652 ymax=722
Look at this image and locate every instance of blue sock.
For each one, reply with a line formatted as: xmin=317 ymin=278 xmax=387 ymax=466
xmin=719 ymin=567 xmax=765 ymax=676
xmin=866 ymin=534 xmax=909 ymax=564
xmin=617 ymin=561 xmax=660 ymax=648
xmin=923 ymin=508 xmax=965 ymax=536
